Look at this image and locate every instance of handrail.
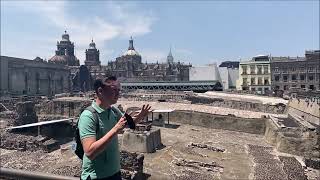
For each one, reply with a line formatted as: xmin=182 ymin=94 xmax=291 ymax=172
xmin=0 ymin=167 xmax=79 ymax=180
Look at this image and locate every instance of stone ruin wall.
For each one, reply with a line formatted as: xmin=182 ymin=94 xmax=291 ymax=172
xmin=287 ymin=97 xmax=320 ymax=126
xmin=123 ymin=93 xmax=286 ymax=114
xmin=154 ymin=110 xmax=267 ymax=135
xmin=35 ymin=99 xmax=92 ymax=119
xmin=264 ymin=117 xmax=319 ymax=158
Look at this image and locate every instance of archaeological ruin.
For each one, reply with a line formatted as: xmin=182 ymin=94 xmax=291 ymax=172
xmin=0 ymin=90 xmax=319 ymax=180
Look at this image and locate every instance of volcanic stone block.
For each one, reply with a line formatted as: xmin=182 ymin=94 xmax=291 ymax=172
xmin=15 ymin=101 xmax=38 ymax=126
xmin=122 ymin=128 xmax=162 ymax=153
xmin=304 ymin=157 xmax=320 ymax=169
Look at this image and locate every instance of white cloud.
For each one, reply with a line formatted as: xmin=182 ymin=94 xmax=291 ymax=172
xmin=1 ymin=1 xmax=156 ymax=64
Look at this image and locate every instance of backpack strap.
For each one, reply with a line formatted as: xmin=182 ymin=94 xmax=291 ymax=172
xmin=85 ymin=106 xmax=99 ymax=133
xmin=111 ymin=106 xmax=123 ymax=120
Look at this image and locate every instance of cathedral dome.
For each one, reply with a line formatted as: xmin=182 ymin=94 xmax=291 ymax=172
xmin=123 ymin=37 xmax=141 ymax=57
xmin=49 ymin=55 xmax=79 ymax=66
xmin=49 ymin=55 xmax=69 ymax=64
xmin=123 ymin=49 xmax=140 ymax=56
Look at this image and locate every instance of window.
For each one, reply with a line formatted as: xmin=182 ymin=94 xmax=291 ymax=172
xmin=299 ymin=67 xmax=305 ymax=72
xmin=263 ymin=65 xmax=269 ymax=74
xmin=264 ymin=78 xmax=269 ymax=85
xmin=291 ymin=67 xmax=296 ymax=72
xmin=257 ymin=66 xmax=262 ymax=74
xmin=258 ymin=77 xmax=262 ymax=85
xmin=242 ymin=66 xmax=247 ymax=75
xmin=301 ymin=85 xmax=305 ymax=89
xmin=309 ymin=85 xmax=315 ymax=90
xmin=275 ymin=75 xmax=280 ymax=81
xmin=300 ymin=74 xmax=305 ymax=81
xmin=251 ymin=77 xmax=255 ymax=85
xmin=308 ymin=67 xmax=314 ymax=72
xmin=250 ymin=65 xmax=255 ymax=74
xmin=264 ymin=88 xmax=269 ymax=92
xmin=283 ymin=75 xmax=288 ymax=82
xmin=243 ymin=78 xmax=247 ymax=85
xmin=251 ymin=88 xmax=256 ymax=91
xmin=274 ymin=67 xmax=279 ymax=72
xmin=309 ymin=75 xmax=314 ymax=81
xmin=291 ymin=74 xmax=297 ymax=81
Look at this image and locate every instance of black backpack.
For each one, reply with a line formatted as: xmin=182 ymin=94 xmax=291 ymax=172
xmin=75 ymin=106 xmax=99 ymax=160
xmin=74 ymin=106 xmax=134 ymax=160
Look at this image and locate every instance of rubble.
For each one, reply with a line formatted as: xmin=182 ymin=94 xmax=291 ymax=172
xmin=304 ymin=157 xmax=320 ymax=169
xmin=173 ymin=158 xmax=223 ymax=172
xmin=188 ymin=142 xmax=225 ymax=152
xmin=279 ymin=156 xmax=307 ymax=180
xmin=248 ymin=144 xmax=289 ymax=180
xmin=14 ymin=101 xmax=38 ymax=126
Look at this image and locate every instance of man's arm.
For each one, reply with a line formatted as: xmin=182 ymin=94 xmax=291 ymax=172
xmin=79 ymin=113 xmax=127 ymax=160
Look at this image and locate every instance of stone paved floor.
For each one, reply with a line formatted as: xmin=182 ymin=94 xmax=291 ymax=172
xmin=118 ymin=123 xmax=314 ymax=180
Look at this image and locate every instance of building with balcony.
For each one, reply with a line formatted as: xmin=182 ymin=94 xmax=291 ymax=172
xmin=236 ymin=55 xmax=271 ymax=94
xmin=270 ymin=50 xmax=320 ymax=91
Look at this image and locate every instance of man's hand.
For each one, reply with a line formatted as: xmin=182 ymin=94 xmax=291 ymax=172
xmin=113 ymin=116 xmax=127 ymax=133
xmin=132 ymin=104 xmax=152 ymax=123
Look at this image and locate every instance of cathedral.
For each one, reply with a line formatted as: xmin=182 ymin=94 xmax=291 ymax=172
xmin=48 ymin=31 xmax=191 ymax=91
xmin=105 ymin=37 xmax=191 ymax=82
xmin=49 ymin=31 xmax=80 ymax=66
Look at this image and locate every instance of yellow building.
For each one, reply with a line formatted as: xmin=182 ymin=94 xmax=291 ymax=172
xmin=236 ymin=55 xmax=271 ymax=94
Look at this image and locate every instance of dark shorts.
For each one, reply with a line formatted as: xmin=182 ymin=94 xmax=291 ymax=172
xmin=84 ymin=171 xmax=122 ymax=180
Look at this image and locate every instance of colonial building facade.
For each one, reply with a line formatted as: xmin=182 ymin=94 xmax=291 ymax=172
xmin=271 ymin=50 xmax=320 ymax=91
xmin=0 ymin=56 xmax=70 ymax=96
xmin=236 ymin=55 xmax=271 ymax=94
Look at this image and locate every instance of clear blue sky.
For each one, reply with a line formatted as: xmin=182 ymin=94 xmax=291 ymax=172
xmin=1 ymin=0 xmax=319 ymax=66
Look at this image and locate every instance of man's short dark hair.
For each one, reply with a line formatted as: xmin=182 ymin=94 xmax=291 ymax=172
xmin=93 ymin=76 xmax=117 ymax=93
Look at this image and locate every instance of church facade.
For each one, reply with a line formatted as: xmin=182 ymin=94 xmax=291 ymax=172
xmin=105 ymin=38 xmax=191 ymax=82
xmin=49 ymin=31 xmax=80 ymax=66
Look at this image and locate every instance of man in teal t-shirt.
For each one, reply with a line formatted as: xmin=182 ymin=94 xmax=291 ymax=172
xmin=78 ymin=76 xmax=151 ymax=180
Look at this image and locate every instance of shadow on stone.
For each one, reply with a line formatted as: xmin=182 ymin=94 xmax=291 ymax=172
xmin=156 ymin=143 xmax=166 ymax=151
xmin=164 ymin=124 xmax=180 ymax=129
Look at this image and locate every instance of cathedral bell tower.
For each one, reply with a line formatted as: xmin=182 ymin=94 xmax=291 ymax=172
xmin=85 ymin=39 xmax=100 ymax=66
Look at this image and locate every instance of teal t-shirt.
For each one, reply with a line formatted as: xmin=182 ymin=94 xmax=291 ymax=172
xmin=78 ymin=102 xmax=124 ymax=180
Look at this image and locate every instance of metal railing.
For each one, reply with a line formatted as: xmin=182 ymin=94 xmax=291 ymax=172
xmin=0 ymin=168 xmax=79 ymax=180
